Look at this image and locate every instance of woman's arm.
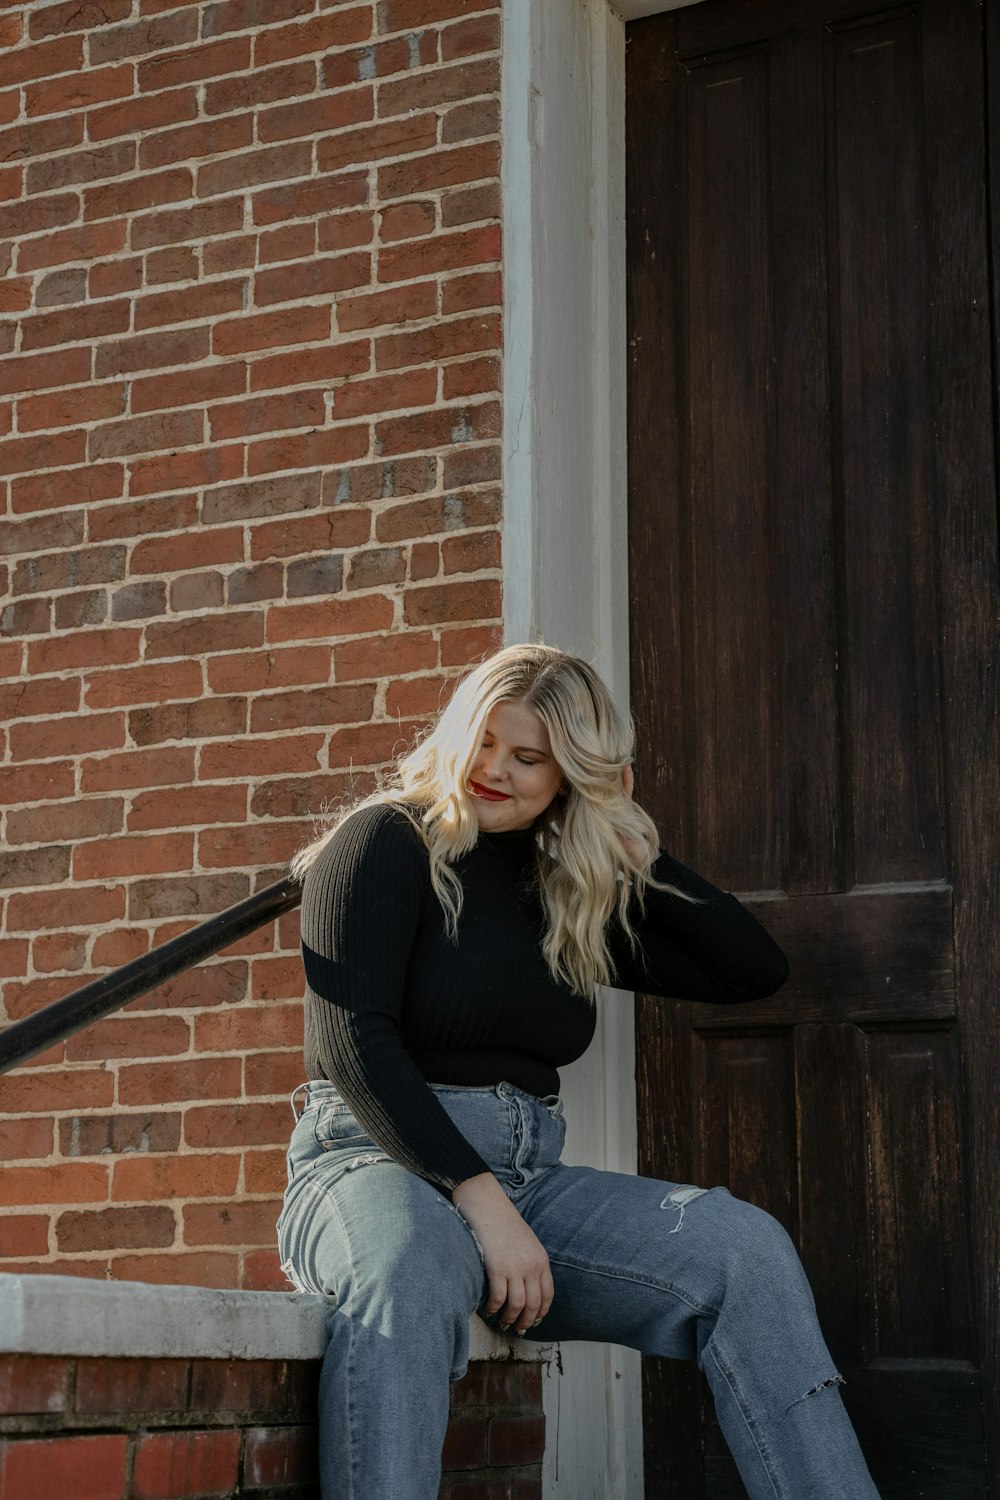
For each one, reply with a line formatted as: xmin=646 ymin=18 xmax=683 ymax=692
xmin=300 ymin=802 xmax=491 ymax=1194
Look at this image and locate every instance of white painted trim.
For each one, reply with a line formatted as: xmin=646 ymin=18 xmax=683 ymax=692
xmin=0 ymin=1275 xmax=548 ymax=1365
xmin=502 ymin=2 xmax=641 ymax=1496
xmin=612 ymin=0 xmax=704 ymax=17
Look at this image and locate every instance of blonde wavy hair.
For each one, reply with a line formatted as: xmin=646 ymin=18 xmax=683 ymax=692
xmin=290 ymin=642 xmax=700 ymax=998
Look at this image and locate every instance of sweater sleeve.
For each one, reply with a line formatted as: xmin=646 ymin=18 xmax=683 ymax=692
xmin=607 ymin=848 xmax=789 ymax=1002
xmin=299 ymin=802 xmax=491 ymax=1195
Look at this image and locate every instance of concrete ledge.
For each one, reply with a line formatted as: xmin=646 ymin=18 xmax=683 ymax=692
xmin=0 ymin=1274 xmax=550 ymax=1365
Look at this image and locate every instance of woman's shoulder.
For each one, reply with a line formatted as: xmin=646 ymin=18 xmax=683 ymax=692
xmin=309 ymin=798 xmax=430 ymax=878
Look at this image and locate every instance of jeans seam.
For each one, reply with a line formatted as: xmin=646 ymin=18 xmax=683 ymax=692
xmin=329 ymin=1183 xmax=361 ymax=1500
xmin=706 ymin=1339 xmax=783 ymax=1500
xmin=546 ymin=1254 xmax=721 ymax=1318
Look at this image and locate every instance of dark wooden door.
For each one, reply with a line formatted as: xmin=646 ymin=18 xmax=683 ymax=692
xmin=626 ymin=1 xmax=1000 ymax=1495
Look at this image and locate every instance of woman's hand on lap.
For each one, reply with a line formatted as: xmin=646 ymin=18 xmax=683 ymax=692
xmin=451 ymin=1172 xmax=554 ymax=1334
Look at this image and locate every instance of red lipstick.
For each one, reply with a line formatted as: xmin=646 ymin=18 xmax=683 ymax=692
xmin=469 ymin=780 xmax=511 ymax=801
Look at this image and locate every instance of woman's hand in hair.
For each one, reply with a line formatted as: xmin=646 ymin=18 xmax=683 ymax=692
xmin=451 ymin=1172 xmax=554 ymax=1334
xmin=620 ymin=762 xmax=647 ymax=866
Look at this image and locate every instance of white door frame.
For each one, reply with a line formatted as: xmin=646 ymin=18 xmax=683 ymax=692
xmin=500 ymin=1 xmax=703 ymax=1495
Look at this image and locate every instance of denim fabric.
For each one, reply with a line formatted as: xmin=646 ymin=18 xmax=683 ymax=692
xmin=277 ymin=1080 xmax=880 ymax=1500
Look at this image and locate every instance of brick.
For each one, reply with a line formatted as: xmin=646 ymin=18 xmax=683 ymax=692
xmin=286 ymin=553 xmax=343 ymax=596
xmin=243 ymin=1148 xmax=288 ymax=1194
xmin=244 ymin=1426 xmax=318 ymax=1489
xmin=60 ymin=1112 xmax=180 ymax=1158
xmin=378 ymin=221 xmax=501 ymax=283
xmin=110 ymin=1251 xmax=238 ymax=1286
xmin=334 ymin=630 xmax=437 ymax=680
xmin=488 ymin=1414 xmax=546 ymax=1467
xmin=183 ymin=1101 xmax=288 ymax=1149
xmin=251 ymin=169 xmax=367 ymax=226
xmin=130 ymin=873 xmax=250 ymax=923
xmin=85 ymin=167 xmax=194 ymax=223
xmin=128 ymin=958 xmax=248 ymax=1014
xmin=267 ymin=593 xmax=392 ymax=643
xmin=89 ymin=409 xmax=203 ymax=462
xmin=379 ymin=0 xmax=490 ymax=27
xmin=444 ymin=443 xmax=501 ymax=487
xmin=31 ymin=0 xmax=131 ymax=36
xmin=150 ymin=245 xmax=202 ymax=283
xmin=255 ymin=5 xmax=373 ymax=65
xmin=113 ymin=1153 xmax=240 ymax=1203
xmin=80 ymin=746 xmax=195 ymax=794
xmin=139 ymin=116 xmax=251 ymax=176
xmin=376 ymin=400 xmax=500 ymax=457
xmin=0 ymin=1162 xmax=109 ymax=1205
xmin=379 ymin=55 xmax=498 ymax=118
xmin=204 ymin=234 xmax=257 ymax=273
xmin=91 ymin=928 xmax=150 ymax=969
xmin=443 ymin=96 xmax=501 ymax=145
xmin=440 ymin=12 xmax=502 ymax=60
xmin=129 ymin=197 xmax=244 ymax=253
xmin=17 ymin=220 xmax=126 ymax=275
xmin=74 ymin=1357 xmax=188 ymax=1416
xmin=442 ymin=270 xmax=502 ymax=317
xmin=182 ymin=1198 xmax=282 ymax=1247
xmin=88 ymin=87 xmax=199 ymax=143
xmin=128 ymin=784 xmax=246 ymax=831
xmin=20 ymin=299 xmax=131 ymax=355
xmin=0 ymin=35 xmax=82 ymax=90
xmin=128 ymin=443 xmax=243 ymax=498
xmin=57 ymin=1205 xmax=176 ymax=1253
xmin=170 ymin=572 xmax=226 ymax=611
xmin=72 ymin=834 xmax=195 ymax=883
xmin=244 ymin=1048 xmax=305 ymax=1095
xmin=18 ymin=383 xmax=126 ymax=435
xmin=88 ymin=493 xmax=198 ymax=544
xmin=441 ymin=1415 xmax=487 ymax=1471
xmin=197 ymin=141 xmax=312 ymax=198
xmin=144 ymin=610 xmax=263 ymax=660
xmin=132 ymin=360 xmax=247 ymax=415
xmin=188 ymin=1358 xmax=284 ymax=1412
xmin=201 ymin=734 xmax=323 ymax=780
xmin=0 ymin=346 xmax=91 ymax=398
xmin=248 ymin=424 xmax=368 ymax=478
xmin=253 ymin=250 xmax=369 ymax=306
xmin=27 ymin=626 xmax=140 ymax=675
xmin=5 ymin=885 xmax=125 ymax=938
xmin=0 ymin=1435 xmax=127 ymax=1500
xmin=0 ymin=274 xmax=29 ymax=313
xmin=27 ymin=64 xmax=134 ymax=118
xmin=337 ymin=279 xmax=436 ymax=334
xmin=94 ymin=326 xmax=211 ymax=378
xmin=12 ymin=455 xmax=124 ymax=511
xmin=132 ymin=1428 xmax=239 ymax=1500
xmin=111 ymin=580 xmax=168 ymax=621
xmin=380 ymin=199 xmax=436 ymax=242
xmin=318 ymin=111 xmax=437 ymax=174
xmin=441 ymin=623 xmax=502 ymax=666
xmin=0 ymin=1118 xmax=54 ymax=1161
xmin=251 ymin=509 xmax=370 ymax=561
xmin=130 ymin=696 xmax=246 ymax=746
xmin=248 ymin=682 xmax=372 ymax=733
xmin=327 ymin=718 xmax=425 ymax=765
xmin=138 ymin=36 xmax=251 ymax=93
xmin=322 ymin=454 xmax=436 ymax=507
xmin=90 ymin=256 xmax=144 ymax=299
xmin=0 ymin=1355 xmax=68 ymax=1414
xmin=442 ymin=180 xmax=501 ymax=228
xmin=10 ymin=711 xmax=122 ymax=763
xmin=86 ymin=660 xmax=206 ymax=711
xmin=444 ymin=354 xmax=500 ymax=399
xmin=0 ymin=596 xmax=49 ymax=638
xmin=199 ymin=822 xmax=303 ymax=870
xmin=0 ymin=675 xmax=80 ymax=720
xmin=443 ymin=528 xmax=500 ymax=573
xmin=346 ymin=544 xmax=405 ymax=588
xmin=238 ymin=954 xmax=302 ymax=1000
xmin=248 ymin=337 xmax=369 ymax=392
xmin=194 ymin=1005 xmax=302 ymax=1053
xmin=0 ymin=114 xmax=83 ymax=167
xmin=333 ymin=368 xmax=437 ymax=420
xmin=321 ymin=31 xmax=434 ymax=89
xmin=0 ymin=428 xmax=86 ymax=478
xmin=259 ymin=85 xmax=373 ymax=144
xmin=207 ymin=389 xmax=325 ymax=441
xmin=205 ymin=61 xmax=315 ymax=116
xmin=205 ymin=471 xmax=320 ymax=525
xmin=405 ymin=577 xmax=501 ymax=627
xmin=213 ymin=303 xmax=329 ymax=357
xmin=317 ymin=207 xmax=375 ymax=253
xmin=31 ymin=933 xmax=89 ymax=974
xmin=118 ymin=1057 xmax=242 ymax=1108
xmin=26 ymin=142 xmax=135 ymax=196
xmin=258 ymin=221 xmax=316 ymax=262
xmin=93 ymin=11 xmax=200 ymax=65
xmin=0 ymin=761 xmax=75 ymax=806
xmin=6 ymin=798 xmax=123 ymax=847
xmin=0 ymin=845 xmax=69 ymax=889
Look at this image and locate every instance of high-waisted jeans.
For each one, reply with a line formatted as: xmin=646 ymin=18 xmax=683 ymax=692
xmin=276 ymin=1079 xmax=880 ymax=1500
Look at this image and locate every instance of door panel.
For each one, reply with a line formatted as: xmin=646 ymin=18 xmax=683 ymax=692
xmin=626 ymin=1 xmax=997 ymax=1494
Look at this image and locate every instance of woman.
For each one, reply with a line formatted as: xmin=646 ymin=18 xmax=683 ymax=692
xmin=278 ymin=642 xmax=880 ymax=1500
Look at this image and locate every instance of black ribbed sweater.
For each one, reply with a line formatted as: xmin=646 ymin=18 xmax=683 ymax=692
xmin=300 ymin=800 xmax=789 ymax=1195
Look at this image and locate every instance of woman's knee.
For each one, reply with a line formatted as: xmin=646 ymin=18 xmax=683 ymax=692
xmin=710 ymin=1193 xmax=809 ymax=1297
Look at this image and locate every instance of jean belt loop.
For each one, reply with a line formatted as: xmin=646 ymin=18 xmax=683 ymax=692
xmin=289 ymin=1082 xmax=309 ymax=1121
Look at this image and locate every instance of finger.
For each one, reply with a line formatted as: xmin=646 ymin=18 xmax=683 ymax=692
xmin=484 ymin=1273 xmax=507 ymax=1318
xmin=538 ymin=1267 xmax=555 ymax=1321
xmin=514 ymin=1287 xmax=542 ymax=1334
xmin=498 ymin=1275 xmax=525 ymax=1331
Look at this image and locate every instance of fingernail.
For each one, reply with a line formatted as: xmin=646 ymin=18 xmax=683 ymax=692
xmin=498 ymin=1323 xmax=511 ymax=1332
xmin=517 ymin=1329 xmax=527 ymax=1337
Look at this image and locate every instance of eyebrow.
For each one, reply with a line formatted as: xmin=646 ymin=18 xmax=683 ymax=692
xmin=482 ymin=734 xmax=550 ymax=757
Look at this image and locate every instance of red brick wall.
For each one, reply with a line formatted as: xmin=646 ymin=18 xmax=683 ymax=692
xmin=0 ymin=0 xmax=503 ymax=1286
xmin=0 ymin=1353 xmax=544 ymax=1498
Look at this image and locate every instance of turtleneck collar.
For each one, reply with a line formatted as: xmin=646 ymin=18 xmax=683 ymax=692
xmin=475 ymin=822 xmax=539 ymax=860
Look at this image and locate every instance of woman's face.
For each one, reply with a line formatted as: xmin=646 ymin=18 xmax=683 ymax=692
xmin=467 ymin=699 xmax=567 ymax=831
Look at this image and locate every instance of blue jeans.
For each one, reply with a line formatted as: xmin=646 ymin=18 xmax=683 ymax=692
xmin=277 ymin=1079 xmax=880 ymax=1500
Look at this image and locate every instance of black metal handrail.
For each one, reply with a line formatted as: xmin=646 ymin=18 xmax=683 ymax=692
xmin=0 ymin=875 xmax=302 ymax=1075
